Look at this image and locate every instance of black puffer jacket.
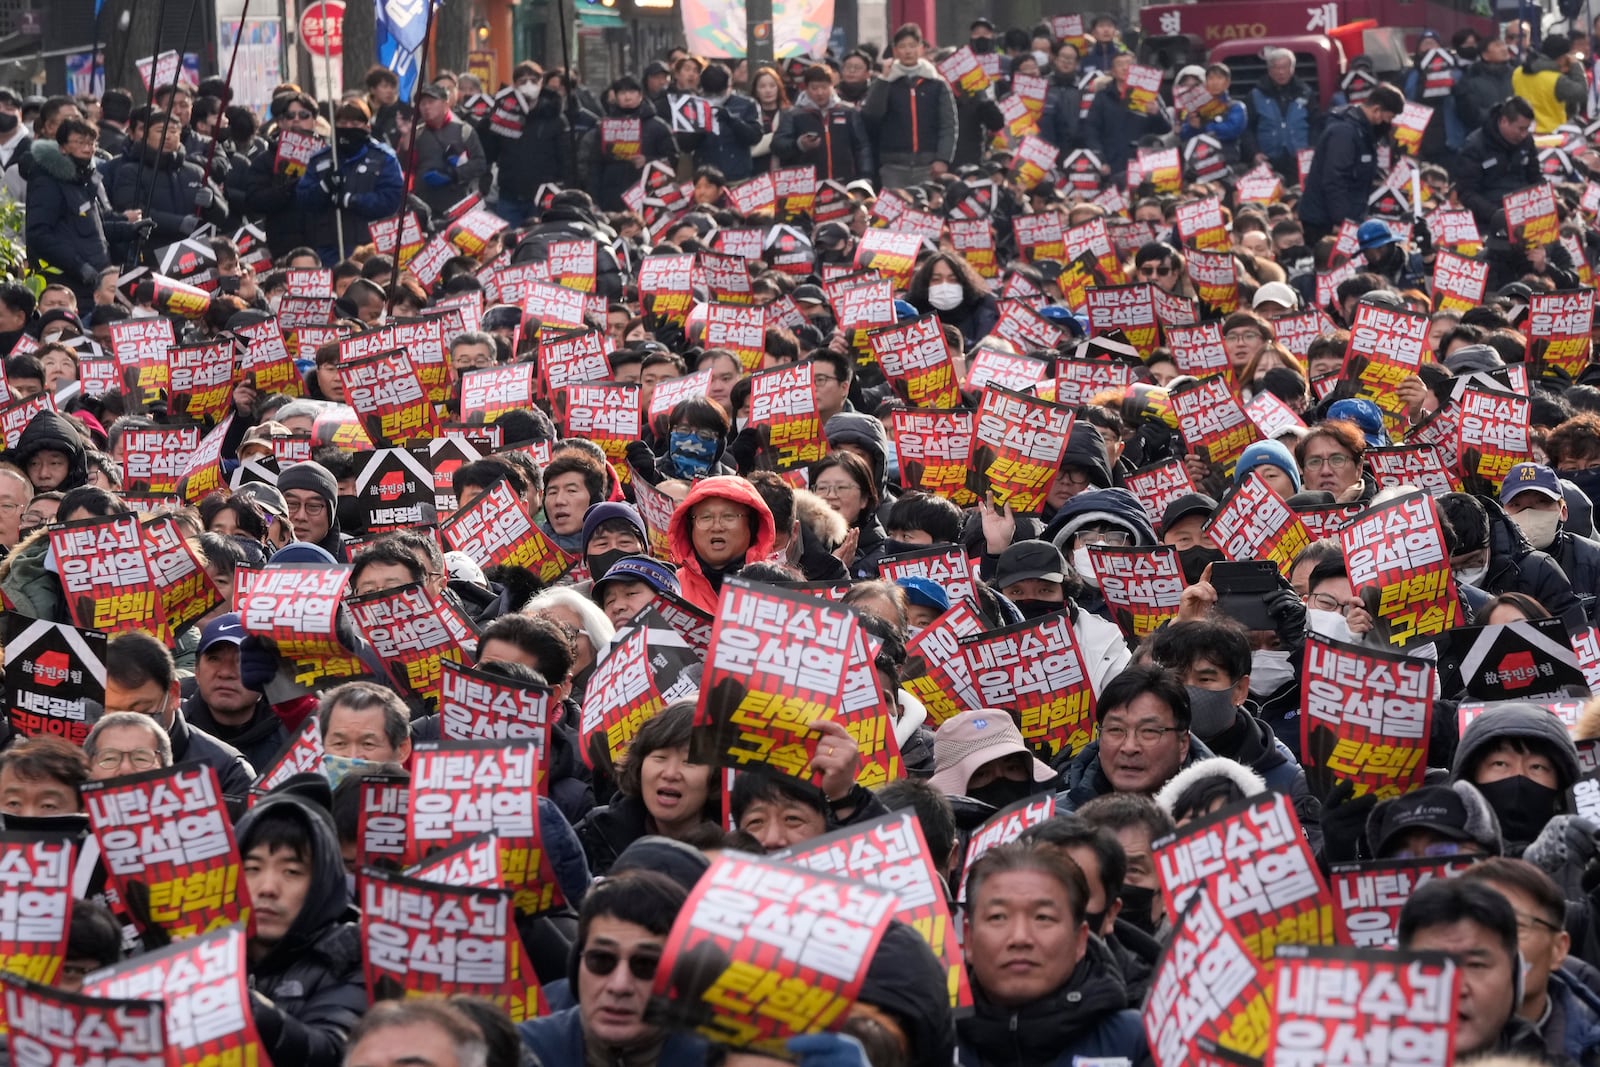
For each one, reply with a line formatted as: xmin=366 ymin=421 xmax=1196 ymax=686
xmin=576 ymin=792 xmax=654 ymax=877
xmin=108 ymin=146 xmax=229 ymax=247
xmin=25 ymin=140 xmax=133 ymax=287
xmin=1549 ymin=528 xmax=1600 ymax=628
xmin=1451 ymin=102 xmax=1543 ymax=228
xmin=1454 ymin=58 xmax=1515 ymax=131
xmin=1298 ymin=104 xmax=1382 ymax=229
xmin=772 ymin=93 xmax=875 ymax=181
xmin=1482 ymin=495 xmax=1585 ymax=636
xmin=512 ymin=204 xmax=625 ymax=300
xmin=234 ymin=794 xmax=366 ymax=1067
xmin=578 ymin=103 xmax=676 ymax=212
xmin=956 ymin=935 xmax=1150 ymax=1067
xmin=229 ymin=138 xmax=317 ymax=258
xmin=486 ymin=87 xmax=574 ymax=198
xmin=168 ymin=708 xmax=256 ymax=801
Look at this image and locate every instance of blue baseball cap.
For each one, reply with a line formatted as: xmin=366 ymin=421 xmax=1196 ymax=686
xmin=197 ymin=613 xmax=246 ymax=656
xmin=1499 ymin=463 xmax=1565 ymax=505
xmin=1038 ymin=304 xmax=1088 ymax=338
xmin=1327 ymin=398 xmax=1389 ymax=447
xmin=894 ymin=576 xmax=949 ymax=613
xmin=593 ymin=555 xmax=680 ymax=603
xmin=1356 ymin=219 xmax=1400 ymax=251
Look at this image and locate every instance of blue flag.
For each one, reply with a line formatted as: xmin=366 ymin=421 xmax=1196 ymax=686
xmin=375 ymin=0 xmax=441 ymax=101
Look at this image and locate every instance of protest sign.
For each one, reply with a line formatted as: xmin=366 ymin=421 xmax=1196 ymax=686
xmin=235 ymin=563 xmax=362 ymax=687
xmin=358 ymin=773 xmax=410 ymax=872
xmin=1329 ymin=857 xmax=1477 ymax=947
xmin=578 ymin=618 xmax=692 ymax=773
xmin=0 ymin=837 xmax=72 ymax=986
xmin=834 ymin=622 xmax=904 ymax=789
xmin=1301 ymin=636 xmax=1434 ymax=800
xmin=1265 ymin=946 xmax=1459 ymax=1067
xmin=50 ymin=514 xmax=166 ymax=641
xmin=867 ymin=315 xmax=961 ymax=409
xmin=1204 ymin=470 xmax=1313 ymax=574
xmin=1340 ymin=490 xmax=1463 ymax=645
xmin=441 ymin=477 xmax=574 ymax=583
xmin=748 ymin=361 xmax=826 ymax=474
xmin=1442 ymin=619 xmax=1591 ymax=701
xmin=958 ymin=795 xmax=1059 ymax=901
xmin=1089 ymin=545 xmax=1185 ymax=640
xmin=1170 ymin=374 xmax=1258 ymax=475
xmin=959 ymin=614 xmax=1096 ymax=760
xmin=166 ymin=341 xmax=235 ymax=425
xmin=900 ymin=601 xmax=986 ymax=726
xmin=1125 ymin=458 xmax=1200 ymax=529
xmin=555 ymin=382 xmax=640 ymax=485
xmin=1526 ymin=288 xmax=1595 ymax=379
xmin=347 ymin=582 xmax=470 ymax=710
xmin=889 ymin=409 xmax=976 ymax=506
xmin=1085 ymin=284 xmax=1159 ymax=357
xmin=121 ymin=423 xmax=202 ymax=495
xmin=361 ymin=867 xmax=541 ymax=1020
xmin=1175 ymin=198 xmax=1230 ymax=252
xmin=83 ymin=926 xmax=265 ymax=1067
xmin=1430 ymin=251 xmax=1489 ymax=313
xmin=538 ymin=327 xmax=612 ymax=397
xmin=83 ymin=763 xmax=249 ymax=939
xmin=1154 ymin=790 xmax=1336 ymax=961
xmin=966 ymin=387 xmax=1075 ymax=516
xmin=777 ymin=811 xmax=974 ymax=1009
xmin=1503 ymin=183 xmax=1559 ymax=247
xmin=1366 ymin=444 xmax=1460 ymax=496
xmin=438 ymin=658 xmax=555 ymax=751
xmin=338 ymin=348 xmax=438 ymax=446
xmin=142 ymin=515 xmax=223 ymax=633
xmin=1164 ymin=322 xmax=1230 ymax=377
xmin=250 ymin=716 xmax=324 ymax=800
xmin=1344 ymin=302 xmax=1429 ymax=437
xmin=1145 ymin=887 xmax=1272 ymax=1067
xmin=877 ymin=544 xmax=976 ymax=611
xmin=353 ymin=447 xmax=434 ymax=533
xmin=408 ymin=740 xmax=562 ymax=916
xmin=651 ymin=851 xmax=897 ymax=1055
xmin=690 ymin=579 xmax=858 ymax=781
xmin=460 ymin=364 xmax=537 ymax=424
xmin=2 ymin=614 xmax=105 ymax=746
xmin=2 ymin=972 xmax=163 ymax=1062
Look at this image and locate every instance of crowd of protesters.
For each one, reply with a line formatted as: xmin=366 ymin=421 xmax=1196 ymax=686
xmin=6 ymin=9 xmax=1600 ymax=1067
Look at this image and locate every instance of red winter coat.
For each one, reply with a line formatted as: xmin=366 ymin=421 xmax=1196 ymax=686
xmin=667 ymin=475 xmax=777 ymax=613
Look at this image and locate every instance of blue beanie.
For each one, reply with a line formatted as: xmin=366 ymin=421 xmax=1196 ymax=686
xmin=1234 ymin=440 xmax=1302 ymax=493
xmin=581 ymin=502 xmax=647 ymax=550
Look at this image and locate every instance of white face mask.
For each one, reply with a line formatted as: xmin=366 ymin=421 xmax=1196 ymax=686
xmin=1456 ymin=564 xmax=1488 ymax=588
xmin=1032 ymin=50 xmax=1051 ymax=69
xmin=927 ymin=282 xmax=964 ymax=310
xmin=1307 ymin=608 xmax=1357 ymax=645
xmin=1512 ymin=509 xmax=1561 ymax=551
xmin=1249 ymin=650 xmax=1296 ymax=696
xmin=1072 ymin=545 xmax=1099 ymax=589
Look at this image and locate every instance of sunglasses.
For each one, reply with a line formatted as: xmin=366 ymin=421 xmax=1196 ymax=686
xmin=582 ymin=948 xmax=660 ymax=980
xmin=285 ymin=110 xmax=316 ymax=120
xmin=1139 ymin=264 xmax=1173 ymax=278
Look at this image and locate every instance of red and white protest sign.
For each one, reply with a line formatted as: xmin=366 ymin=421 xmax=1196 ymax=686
xmin=1301 ymin=635 xmax=1434 ymax=799
xmin=1341 ymin=490 xmax=1463 ymax=645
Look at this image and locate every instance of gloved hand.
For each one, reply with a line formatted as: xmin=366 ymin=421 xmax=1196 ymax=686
xmin=446 ymin=145 xmax=467 ymax=168
xmin=725 ymin=426 xmax=763 ymax=474
xmin=133 ymin=218 xmax=157 ymax=239
xmin=788 ymin=1033 xmax=871 ymax=1067
xmin=422 ymin=169 xmax=453 ymax=188
xmin=624 ymin=440 xmax=660 ymax=484
xmin=179 ymin=215 xmax=200 ymax=235
xmin=194 ymin=187 xmax=214 ymax=209
xmin=77 ymin=262 xmax=100 ymax=286
xmin=335 ymin=191 xmax=354 ymax=209
xmin=1264 ymin=585 xmax=1307 ymax=652
xmin=321 ymin=172 xmax=345 ymax=197
xmin=238 ymin=635 xmax=282 ymax=693
xmin=1523 ymin=814 xmax=1600 ymax=900
xmin=1319 ymin=780 xmax=1379 ymax=865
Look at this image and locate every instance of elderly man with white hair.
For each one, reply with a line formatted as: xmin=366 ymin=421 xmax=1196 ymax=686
xmin=1246 ymin=46 xmax=1320 ymax=180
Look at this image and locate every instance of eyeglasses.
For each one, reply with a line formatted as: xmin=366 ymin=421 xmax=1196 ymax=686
xmin=692 ymin=510 xmax=745 ymax=529
xmin=1056 ymin=468 xmax=1091 ymax=487
xmin=812 ymin=374 xmax=841 ymax=385
xmin=0 ymin=503 xmax=23 ymax=514
xmin=1224 ymin=330 xmax=1266 ymax=343
xmin=284 ymin=110 xmax=316 ymax=120
xmin=1514 ymin=910 xmax=1563 ymax=936
xmin=1099 ymin=723 xmax=1181 ymax=744
xmin=1303 ymin=454 xmax=1355 ymax=472
xmin=1138 ymin=265 xmax=1173 ymax=278
xmin=286 ymin=497 xmax=329 ymax=517
xmin=671 ymin=427 xmax=719 ymax=444
xmin=1306 ymin=592 xmax=1358 ymax=614
xmin=1078 ymin=530 xmax=1132 ymax=547
xmin=814 ymin=481 xmax=860 ymax=497
xmin=1390 ymin=841 xmax=1472 ymax=859
xmin=582 ymin=948 xmax=660 ymax=980
xmin=93 ymin=749 xmax=161 ymax=772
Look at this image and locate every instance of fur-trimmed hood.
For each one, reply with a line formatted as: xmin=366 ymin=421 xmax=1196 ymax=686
xmin=30 ymin=138 xmax=88 ymax=183
xmin=792 ymin=487 xmax=848 ymax=549
xmin=1154 ymin=756 xmax=1267 ymax=817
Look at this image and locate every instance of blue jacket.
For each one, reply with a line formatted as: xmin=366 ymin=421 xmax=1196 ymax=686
xmin=1298 ymin=105 xmax=1382 ymax=228
xmin=1247 ymin=76 xmax=1317 ymax=161
xmin=295 ymin=138 xmax=405 ymax=266
xmin=1180 ymin=95 xmax=1249 ymax=163
xmin=519 ymin=1006 xmax=708 ymax=1067
xmin=1547 ymin=969 xmax=1600 ymax=1066
xmin=1402 ymin=66 xmax=1464 ymax=153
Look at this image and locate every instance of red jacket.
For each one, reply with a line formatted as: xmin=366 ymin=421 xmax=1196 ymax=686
xmin=667 ymin=475 xmax=777 ymax=614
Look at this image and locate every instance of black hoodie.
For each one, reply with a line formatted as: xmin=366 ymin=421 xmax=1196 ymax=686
xmin=233 ymin=794 xmax=366 ymax=1067
xmin=956 ymin=935 xmax=1150 ymax=1067
xmin=8 ymin=410 xmax=88 ymax=491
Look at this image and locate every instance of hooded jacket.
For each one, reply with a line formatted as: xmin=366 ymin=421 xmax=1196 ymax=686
xmin=956 ymin=934 xmax=1149 ymax=1067
xmin=1545 ymin=964 xmax=1600 ymax=1065
xmin=862 ymin=58 xmax=958 ymax=168
xmin=9 ymin=411 xmax=88 ymax=492
xmin=1545 ymin=527 xmax=1600 ymax=628
xmin=1044 ymin=487 xmax=1155 ymax=622
xmin=1478 ymin=495 xmax=1585 ymax=637
xmin=667 ymin=476 xmax=777 ymax=614
xmin=179 ymin=685 xmax=290 ymax=774
xmin=773 ymin=90 xmax=875 ymax=181
xmin=1452 ymin=701 xmax=1580 ymax=855
xmin=1452 ymin=103 xmax=1544 ymax=228
xmin=233 ymin=794 xmax=366 ymax=1067
xmin=276 ymin=461 xmax=348 ymax=559
xmin=861 ymin=921 xmax=957 ymax=1067
xmin=1167 ymin=718 xmax=1323 ymax=850
xmin=25 ymin=139 xmax=132 ymax=287
xmin=514 ymin=204 xmax=626 ymax=301
xmin=1297 ymin=104 xmax=1382 ymax=229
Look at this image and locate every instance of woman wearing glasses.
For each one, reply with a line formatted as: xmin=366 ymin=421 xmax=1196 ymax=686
xmin=810 ymin=451 xmax=886 ymax=578
xmin=1294 ymin=420 xmax=1372 ymax=503
xmin=227 ymin=91 xmax=324 ymax=260
xmin=666 ymin=474 xmax=777 ymax=613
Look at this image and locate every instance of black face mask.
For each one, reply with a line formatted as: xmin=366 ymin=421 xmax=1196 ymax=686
xmin=587 ymin=548 xmax=632 ymax=582
xmin=0 ymin=112 xmax=18 ymax=133
xmin=1118 ymin=884 xmax=1161 ymax=935
xmin=806 ymin=315 xmax=837 ymax=334
xmin=1559 ymin=468 xmax=1600 ymax=505
xmin=1475 ymin=775 xmax=1562 ymax=845
xmin=969 ymin=776 xmax=1036 ymax=809
xmin=1373 ymin=121 xmax=1394 ymax=139
xmin=1012 ymin=597 xmax=1064 ymax=621
xmin=335 ymin=494 xmax=365 ymax=536
xmin=1083 ymin=908 xmax=1107 ymax=936
xmin=1178 ymin=546 xmax=1225 ymax=586
xmin=1457 ymin=45 xmax=1480 ymax=61
xmin=335 ymin=128 xmax=370 ymax=156
xmin=970 ymin=36 xmax=994 ymax=54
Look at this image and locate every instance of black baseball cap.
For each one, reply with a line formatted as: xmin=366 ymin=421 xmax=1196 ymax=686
xmin=994 ymin=540 xmax=1067 ymax=588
